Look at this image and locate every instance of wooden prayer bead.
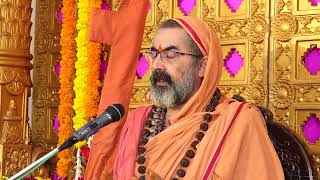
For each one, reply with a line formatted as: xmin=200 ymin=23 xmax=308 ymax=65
xmin=139 ymin=137 xmax=148 ymax=145
xmin=203 ymin=113 xmax=213 ymax=121
xmin=180 ymin=158 xmax=189 ymax=167
xmin=176 ymin=169 xmax=186 ymax=177
xmin=138 ymin=166 xmax=146 ymax=174
xmin=196 ymin=132 xmax=204 ymax=141
xmin=191 ymin=140 xmax=199 ymax=149
xmin=137 ymin=146 xmax=146 ymax=154
xmin=137 ymin=156 xmax=145 ymax=164
xmin=200 ymin=122 xmax=209 ymax=131
xmin=186 ymin=150 xmax=195 ymax=158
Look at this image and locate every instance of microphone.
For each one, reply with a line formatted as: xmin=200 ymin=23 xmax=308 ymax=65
xmin=58 ymin=104 xmax=125 ymax=151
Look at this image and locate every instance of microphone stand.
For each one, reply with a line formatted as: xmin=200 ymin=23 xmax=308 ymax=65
xmin=9 ymin=136 xmax=78 ymax=180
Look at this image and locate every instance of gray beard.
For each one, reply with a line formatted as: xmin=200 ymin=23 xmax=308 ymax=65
xmin=150 ymin=67 xmax=197 ymax=108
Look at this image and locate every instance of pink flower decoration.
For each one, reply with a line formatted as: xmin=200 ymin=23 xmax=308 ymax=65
xmin=224 ymin=48 xmax=244 ymax=77
xmin=52 ymin=171 xmax=66 ymax=180
xmin=225 ymin=0 xmax=244 ymax=12
xmin=309 ymin=0 xmax=320 ymax=6
xmin=302 ymin=114 xmax=320 ymax=144
xmin=303 ymin=46 xmax=320 ymax=75
xmin=53 ymin=114 xmax=60 ymax=133
xmin=56 ymin=4 xmax=63 ymax=24
xmin=178 ymin=0 xmax=196 ymax=16
xmin=80 ymin=145 xmax=91 ymax=161
xmin=54 ymin=61 xmax=61 ymax=77
xmin=136 ymin=54 xmax=149 ymax=79
xmin=148 ymin=2 xmax=152 ymax=11
xmin=100 ymin=59 xmax=108 ymax=80
xmin=101 ymin=1 xmax=110 ymax=10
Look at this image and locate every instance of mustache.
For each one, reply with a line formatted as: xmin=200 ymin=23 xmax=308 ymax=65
xmin=150 ymin=70 xmax=173 ymax=85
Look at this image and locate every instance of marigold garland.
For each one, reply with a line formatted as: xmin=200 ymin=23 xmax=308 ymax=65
xmin=57 ymin=0 xmax=76 ymax=177
xmin=73 ymin=0 xmax=90 ymax=148
xmin=85 ymin=0 xmax=102 ymax=119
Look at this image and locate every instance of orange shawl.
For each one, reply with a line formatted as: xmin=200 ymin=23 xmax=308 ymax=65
xmin=113 ymin=17 xmax=284 ymax=180
xmin=85 ymin=0 xmax=149 ymax=179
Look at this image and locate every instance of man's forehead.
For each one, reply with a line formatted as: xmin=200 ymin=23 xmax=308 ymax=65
xmin=152 ymin=28 xmax=189 ymax=50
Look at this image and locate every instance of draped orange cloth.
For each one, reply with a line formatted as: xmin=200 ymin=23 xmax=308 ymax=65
xmin=85 ymin=0 xmax=149 ymax=179
xmin=85 ymin=4 xmax=284 ymax=179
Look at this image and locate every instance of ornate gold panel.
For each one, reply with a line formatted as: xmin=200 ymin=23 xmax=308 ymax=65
xmin=220 ymin=39 xmax=249 ymax=84
xmin=270 ymin=0 xmax=320 ymax=176
xmin=32 ymin=0 xmax=62 ymax=151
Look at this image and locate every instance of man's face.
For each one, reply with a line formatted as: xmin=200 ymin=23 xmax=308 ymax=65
xmin=149 ymin=28 xmax=201 ymax=108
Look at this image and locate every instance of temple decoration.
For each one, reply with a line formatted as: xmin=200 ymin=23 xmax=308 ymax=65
xmin=225 ymin=0 xmax=244 ymax=12
xmin=178 ymin=0 xmax=196 ymax=16
xmin=224 ymin=48 xmax=244 ymax=77
xmin=302 ymin=45 xmax=320 ymax=76
xmin=303 ymin=114 xmax=320 ymax=144
xmin=136 ymin=54 xmax=149 ymax=79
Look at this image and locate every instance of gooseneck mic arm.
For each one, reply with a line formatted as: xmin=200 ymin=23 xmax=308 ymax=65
xmin=9 ymin=104 xmax=125 ymax=180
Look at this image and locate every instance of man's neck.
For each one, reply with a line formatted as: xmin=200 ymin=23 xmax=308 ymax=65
xmin=166 ymin=104 xmax=183 ymax=120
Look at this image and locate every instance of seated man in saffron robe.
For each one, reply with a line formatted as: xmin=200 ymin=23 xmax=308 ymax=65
xmin=85 ymin=1 xmax=284 ymax=179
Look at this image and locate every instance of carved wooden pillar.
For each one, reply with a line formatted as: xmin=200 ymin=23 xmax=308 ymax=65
xmin=0 ymin=0 xmax=32 ymax=177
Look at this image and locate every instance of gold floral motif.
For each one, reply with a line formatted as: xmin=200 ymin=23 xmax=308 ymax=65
xmin=5 ymin=80 xmax=25 ymax=95
xmin=3 ymin=146 xmax=31 ymax=177
xmin=295 ymin=85 xmax=320 ymax=103
xmin=202 ymin=0 xmax=214 ymax=19
xmin=130 ymin=86 xmax=151 ymax=106
xmin=0 ymin=122 xmax=23 ymax=144
xmin=270 ymin=80 xmax=295 ymax=108
xmin=244 ymin=83 xmax=265 ymax=105
xmin=0 ymin=67 xmax=31 ymax=86
xmin=272 ymin=13 xmax=297 ymax=41
xmin=251 ymin=0 xmax=266 ymax=16
xmin=273 ymin=108 xmax=290 ymax=125
xmin=248 ymin=15 xmax=268 ymax=43
xmin=0 ymin=0 xmax=32 ymax=49
xmin=296 ymin=16 xmax=320 ymax=34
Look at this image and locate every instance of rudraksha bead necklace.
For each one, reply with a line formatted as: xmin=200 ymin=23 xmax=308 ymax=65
xmin=136 ymin=89 xmax=221 ymax=180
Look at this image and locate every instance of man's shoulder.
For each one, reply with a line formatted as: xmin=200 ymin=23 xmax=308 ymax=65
xmin=223 ymin=100 xmax=265 ymax=127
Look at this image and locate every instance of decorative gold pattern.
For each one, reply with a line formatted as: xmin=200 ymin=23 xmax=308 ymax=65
xmin=32 ymin=0 xmax=61 ymax=152
xmin=2 ymin=145 xmax=32 ymax=177
xmin=248 ymin=15 xmax=268 ymax=43
xmin=130 ymin=86 xmax=151 ymax=108
xmin=270 ymin=80 xmax=294 ymax=108
xmin=0 ymin=0 xmax=32 ymax=49
xmin=0 ymin=122 xmax=23 ymax=144
xmin=271 ymin=0 xmax=320 ymax=175
xmin=272 ymin=13 xmax=297 ymax=41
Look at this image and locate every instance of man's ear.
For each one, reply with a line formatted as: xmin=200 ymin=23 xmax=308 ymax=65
xmin=198 ymin=56 xmax=208 ymax=78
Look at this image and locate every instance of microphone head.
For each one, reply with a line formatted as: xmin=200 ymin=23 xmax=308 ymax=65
xmin=106 ymin=104 xmax=125 ymax=121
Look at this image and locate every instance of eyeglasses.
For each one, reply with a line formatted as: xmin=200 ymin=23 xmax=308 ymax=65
xmin=145 ymin=49 xmax=200 ymax=62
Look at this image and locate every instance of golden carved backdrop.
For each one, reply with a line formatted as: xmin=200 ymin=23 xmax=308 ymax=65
xmin=0 ymin=0 xmax=32 ymax=177
xmin=30 ymin=0 xmax=320 ymax=178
